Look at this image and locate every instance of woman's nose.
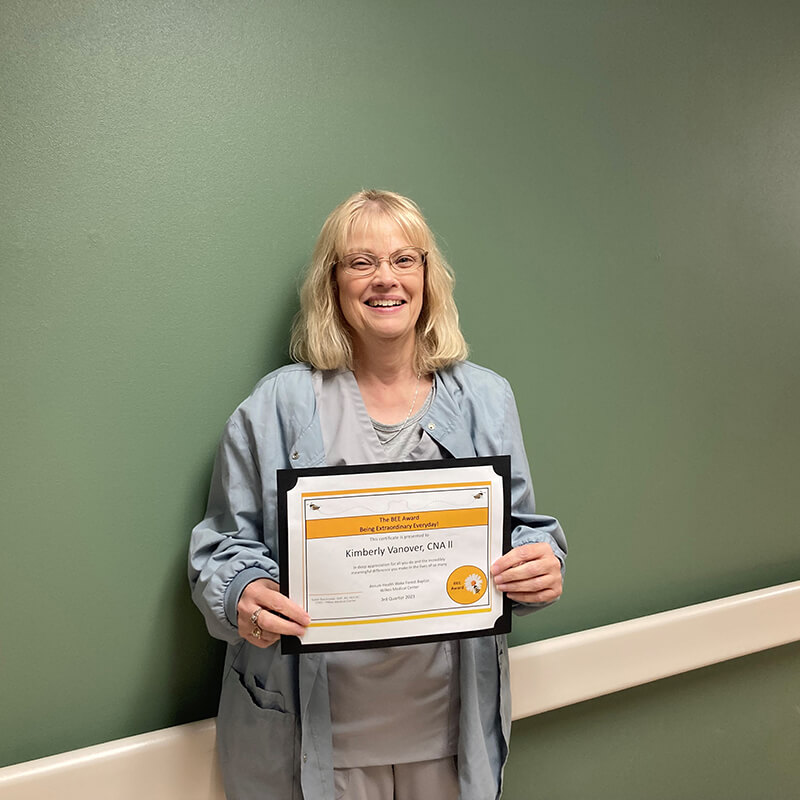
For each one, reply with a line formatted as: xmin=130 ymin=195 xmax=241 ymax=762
xmin=371 ymin=258 xmax=397 ymax=283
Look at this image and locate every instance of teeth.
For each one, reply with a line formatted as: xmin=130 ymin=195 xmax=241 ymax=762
xmin=367 ymin=299 xmax=403 ymax=307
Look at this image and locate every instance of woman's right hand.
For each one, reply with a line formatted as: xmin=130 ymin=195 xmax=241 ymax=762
xmin=237 ymin=578 xmax=311 ymax=648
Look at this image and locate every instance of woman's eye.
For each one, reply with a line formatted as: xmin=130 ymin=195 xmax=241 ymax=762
xmin=349 ymin=257 xmax=374 ymax=269
xmin=394 ymin=255 xmax=414 ymax=266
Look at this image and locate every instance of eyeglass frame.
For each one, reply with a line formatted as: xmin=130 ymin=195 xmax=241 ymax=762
xmin=333 ymin=246 xmax=428 ymax=276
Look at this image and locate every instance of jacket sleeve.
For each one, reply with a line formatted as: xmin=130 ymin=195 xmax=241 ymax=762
xmin=501 ymin=379 xmax=568 ymax=613
xmin=188 ymin=415 xmax=278 ymax=644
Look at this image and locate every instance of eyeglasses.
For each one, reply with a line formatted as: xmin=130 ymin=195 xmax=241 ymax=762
xmin=336 ymin=247 xmax=427 ymax=276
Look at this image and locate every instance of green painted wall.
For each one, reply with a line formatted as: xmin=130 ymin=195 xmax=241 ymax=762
xmin=1 ymin=0 xmax=798 ymax=793
xmin=503 ymin=642 xmax=800 ymax=800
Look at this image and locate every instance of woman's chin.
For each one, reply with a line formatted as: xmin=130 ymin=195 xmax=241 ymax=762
xmin=353 ymin=323 xmax=416 ymax=348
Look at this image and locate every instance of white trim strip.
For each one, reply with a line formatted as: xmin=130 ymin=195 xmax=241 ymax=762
xmin=0 ymin=720 xmax=222 ymax=800
xmin=509 ymin=580 xmax=800 ymax=719
xmin=2 ymin=582 xmax=798 ymax=798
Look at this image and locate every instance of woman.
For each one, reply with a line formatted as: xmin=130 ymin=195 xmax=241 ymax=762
xmin=189 ymin=190 xmax=567 ymax=800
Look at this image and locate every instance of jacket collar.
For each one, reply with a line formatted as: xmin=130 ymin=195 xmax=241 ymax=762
xmin=420 ymin=371 xmax=476 ymax=459
xmin=289 ymin=367 xmax=477 ymax=467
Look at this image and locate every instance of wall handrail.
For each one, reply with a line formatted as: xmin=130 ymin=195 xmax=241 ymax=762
xmin=510 ymin=580 xmax=800 ymax=718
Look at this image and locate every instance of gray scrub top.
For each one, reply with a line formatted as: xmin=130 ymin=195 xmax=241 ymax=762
xmin=314 ymin=369 xmax=460 ymax=768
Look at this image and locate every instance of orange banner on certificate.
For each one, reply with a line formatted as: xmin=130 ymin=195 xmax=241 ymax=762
xmin=305 ymin=507 xmax=489 ymax=539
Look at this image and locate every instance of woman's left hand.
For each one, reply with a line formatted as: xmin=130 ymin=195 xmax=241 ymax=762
xmin=491 ymin=542 xmax=563 ymax=604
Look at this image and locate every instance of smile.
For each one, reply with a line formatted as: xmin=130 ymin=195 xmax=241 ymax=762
xmin=365 ymin=299 xmax=405 ymax=307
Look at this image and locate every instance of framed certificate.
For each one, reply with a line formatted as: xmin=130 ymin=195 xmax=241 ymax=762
xmin=277 ymin=456 xmax=511 ymax=653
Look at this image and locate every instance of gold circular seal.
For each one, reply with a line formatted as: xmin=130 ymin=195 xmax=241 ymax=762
xmin=446 ymin=566 xmax=488 ymax=604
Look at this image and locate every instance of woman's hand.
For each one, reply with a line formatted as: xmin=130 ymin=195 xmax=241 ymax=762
xmin=237 ymin=578 xmax=311 ymax=648
xmin=491 ymin=543 xmax=563 ymax=604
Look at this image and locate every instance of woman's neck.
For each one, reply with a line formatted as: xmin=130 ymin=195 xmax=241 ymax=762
xmin=351 ymin=337 xmax=432 ymax=424
xmin=351 ymin=336 xmax=417 ymax=385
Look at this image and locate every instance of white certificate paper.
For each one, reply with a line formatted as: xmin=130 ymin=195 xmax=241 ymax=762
xmin=278 ymin=457 xmax=511 ymax=652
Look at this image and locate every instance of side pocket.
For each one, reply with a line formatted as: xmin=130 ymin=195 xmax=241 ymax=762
xmin=244 ymin=672 xmax=286 ymax=712
xmin=217 ymin=665 xmax=300 ymax=800
xmin=334 ymin=767 xmax=351 ymax=800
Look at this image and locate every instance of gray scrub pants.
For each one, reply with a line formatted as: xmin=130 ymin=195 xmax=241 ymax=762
xmin=333 ymin=757 xmax=459 ymax=800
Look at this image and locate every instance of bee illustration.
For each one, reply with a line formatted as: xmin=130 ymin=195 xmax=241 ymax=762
xmin=473 ymin=492 xmax=484 ymax=500
xmin=309 ymin=503 xmax=320 ymax=511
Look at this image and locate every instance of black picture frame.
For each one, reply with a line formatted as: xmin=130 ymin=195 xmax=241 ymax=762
xmin=277 ymin=456 xmax=511 ymax=654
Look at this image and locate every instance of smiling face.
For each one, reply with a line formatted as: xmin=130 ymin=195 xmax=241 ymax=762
xmin=335 ymin=214 xmax=425 ymax=355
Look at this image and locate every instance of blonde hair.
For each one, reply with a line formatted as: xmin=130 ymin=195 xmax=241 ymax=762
xmin=289 ymin=189 xmax=468 ymax=373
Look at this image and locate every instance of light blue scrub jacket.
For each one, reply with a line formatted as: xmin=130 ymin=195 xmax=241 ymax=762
xmin=189 ymin=361 xmax=567 ymax=800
